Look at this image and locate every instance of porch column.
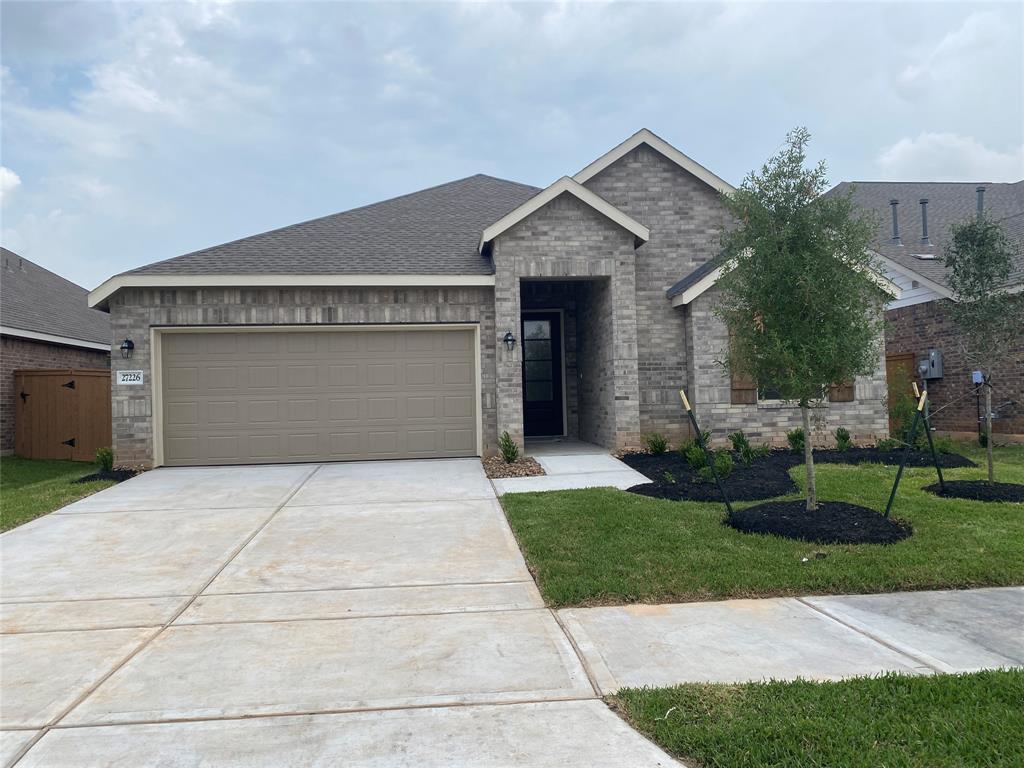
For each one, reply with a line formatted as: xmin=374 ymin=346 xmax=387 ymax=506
xmin=610 ymin=256 xmax=641 ymax=451
xmin=494 ymin=247 xmax=524 ymax=449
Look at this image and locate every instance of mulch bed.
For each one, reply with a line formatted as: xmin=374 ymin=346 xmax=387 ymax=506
xmin=620 ymin=446 xmax=976 ymax=503
xmin=74 ymin=468 xmax=138 ymax=484
xmin=482 ymin=455 xmax=545 ymax=479
xmin=727 ymin=500 xmax=913 ymax=545
xmin=923 ymin=480 xmax=1024 ymax=503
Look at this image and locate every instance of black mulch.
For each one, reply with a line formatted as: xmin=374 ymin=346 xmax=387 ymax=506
xmin=74 ymin=468 xmax=138 ymax=484
xmin=727 ymin=500 xmax=913 ymax=545
xmin=620 ymin=446 xmax=975 ymax=503
xmin=923 ymin=480 xmax=1024 ymax=503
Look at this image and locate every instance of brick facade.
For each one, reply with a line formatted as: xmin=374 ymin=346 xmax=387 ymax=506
xmin=885 ymin=297 xmax=1023 ymax=437
xmin=1 ymin=335 xmax=111 ymax=455
xmin=107 ymin=287 xmax=496 ymax=466
xmin=685 ymin=288 xmax=890 ymax=446
xmin=491 ymin=192 xmax=641 ymax=451
xmin=583 ymin=144 xmax=731 ymax=446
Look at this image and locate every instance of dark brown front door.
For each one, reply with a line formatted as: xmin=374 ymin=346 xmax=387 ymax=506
xmin=522 ymin=312 xmax=564 ymax=437
xmin=886 ymin=353 xmax=917 ymax=434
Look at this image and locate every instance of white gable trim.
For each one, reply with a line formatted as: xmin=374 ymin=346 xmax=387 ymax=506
xmin=1 ymin=325 xmax=110 ymax=352
xmin=670 ymin=253 xmax=901 ymax=307
xmin=573 ymin=128 xmax=736 ymax=196
xmin=870 ymin=251 xmax=953 ymax=300
xmin=478 ymin=176 xmax=649 ymax=253
xmin=88 ymin=274 xmax=497 ymax=310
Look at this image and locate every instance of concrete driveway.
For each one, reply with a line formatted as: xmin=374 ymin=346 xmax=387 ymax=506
xmin=0 ymin=460 xmax=678 ymax=767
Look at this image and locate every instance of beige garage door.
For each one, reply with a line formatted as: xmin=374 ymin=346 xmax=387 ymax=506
xmin=160 ymin=328 xmax=478 ymax=466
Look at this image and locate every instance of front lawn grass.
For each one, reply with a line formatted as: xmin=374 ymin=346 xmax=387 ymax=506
xmin=613 ymin=669 xmax=1024 ymax=768
xmin=0 ymin=456 xmax=114 ymax=532
xmin=501 ymin=442 xmax=1024 ymax=606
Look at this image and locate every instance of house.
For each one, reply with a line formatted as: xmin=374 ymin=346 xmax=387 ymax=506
xmin=88 ymin=129 xmax=893 ymax=467
xmin=1 ymin=248 xmax=112 ymax=455
xmin=831 ymin=181 xmax=1024 ymax=440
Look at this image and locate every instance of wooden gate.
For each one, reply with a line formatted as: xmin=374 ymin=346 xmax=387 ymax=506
xmin=13 ymin=369 xmax=112 ymax=461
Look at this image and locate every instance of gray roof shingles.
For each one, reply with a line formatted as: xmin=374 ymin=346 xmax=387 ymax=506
xmin=1 ymin=248 xmax=111 ymax=345
xmin=127 ymin=174 xmax=541 ymax=277
xmin=828 ymin=180 xmax=1024 ymax=289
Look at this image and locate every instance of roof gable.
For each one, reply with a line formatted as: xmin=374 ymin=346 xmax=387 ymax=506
xmin=573 ymin=128 xmax=735 ymax=196
xmin=478 ymin=176 xmax=650 ymax=254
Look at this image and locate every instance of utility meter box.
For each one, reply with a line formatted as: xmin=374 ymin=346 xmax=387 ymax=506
xmin=924 ymin=348 xmax=944 ymax=380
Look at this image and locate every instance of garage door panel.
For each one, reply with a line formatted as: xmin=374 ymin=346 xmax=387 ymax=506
xmin=161 ymin=328 xmax=477 ymax=465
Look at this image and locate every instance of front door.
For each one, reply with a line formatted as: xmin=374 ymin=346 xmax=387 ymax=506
xmin=521 ymin=312 xmax=564 ymax=437
xmin=886 ymin=352 xmax=917 ymax=434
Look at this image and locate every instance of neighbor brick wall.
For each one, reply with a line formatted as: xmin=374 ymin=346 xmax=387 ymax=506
xmin=886 ymin=297 xmax=1024 ymax=437
xmin=583 ymin=144 xmax=731 ymax=446
xmin=1 ymin=335 xmax=111 ymax=455
xmin=492 ymin=192 xmax=642 ymax=451
xmin=107 ymin=287 xmax=496 ymax=466
xmin=685 ymin=288 xmax=890 ymax=446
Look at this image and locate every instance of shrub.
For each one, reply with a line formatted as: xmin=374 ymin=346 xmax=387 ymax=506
xmin=498 ymin=431 xmax=519 ymax=464
xmin=889 ymin=393 xmax=927 ymax=451
xmin=697 ymin=450 xmax=734 ymax=483
xmin=684 ymin=444 xmax=707 ymax=470
xmin=755 ymin=442 xmax=773 ymax=458
xmin=934 ymin=435 xmax=955 ymax=454
xmin=96 ymin=447 xmax=114 ymax=473
xmin=738 ymin=443 xmax=756 ymax=466
xmin=661 ymin=470 xmax=677 ymax=485
xmin=786 ymin=427 xmax=805 ymax=453
xmin=876 ymin=438 xmax=900 ymax=451
xmin=728 ymin=431 xmax=750 ymax=453
xmin=642 ymin=433 xmax=669 ymax=455
xmin=834 ymin=426 xmax=852 ymax=451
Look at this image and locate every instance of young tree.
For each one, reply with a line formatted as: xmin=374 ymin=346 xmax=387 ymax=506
xmin=943 ymin=217 xmax=1021 ymax=482
xmin=715 ymin=128 xmax=885 ymax=511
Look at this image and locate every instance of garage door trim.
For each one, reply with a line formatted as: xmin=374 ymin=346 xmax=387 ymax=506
xmin=150 ymin=324 xmax=482 ymax=467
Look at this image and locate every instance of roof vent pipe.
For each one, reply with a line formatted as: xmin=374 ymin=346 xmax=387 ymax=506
xmin=919 ymin=198 xmax=931 ymax=245
xmin=889 ymin=199 xmax=902 ymax=245
xmin=976 ymin=186 xmax=986 ymax=219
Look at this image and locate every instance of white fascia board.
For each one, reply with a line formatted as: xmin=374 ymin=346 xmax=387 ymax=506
xmin=670 ymin=250 xmax=901 ymax=308
xmin=870 ymin=250 xmax=953 ymax=299
xmin=478 ymin=176 xmax=650 ymax=253
xmin=573 ymin=128 xmax=736 ymax=196
xmin=88 ymin=273 xmax=496 ymax=309
xmin=1 ymin=325 xmax=110 ymax=352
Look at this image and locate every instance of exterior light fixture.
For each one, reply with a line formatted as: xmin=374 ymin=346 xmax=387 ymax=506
xmin=119 ymin=338 xmax=135 ymax=359
xmin=502 ymin=331 xmax=516 ymax=351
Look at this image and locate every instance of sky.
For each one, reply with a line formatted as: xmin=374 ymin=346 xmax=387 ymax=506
xmin=1 ymin=1 xmax=1022 ymax=290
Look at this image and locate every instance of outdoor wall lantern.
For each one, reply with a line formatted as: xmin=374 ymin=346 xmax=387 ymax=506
xmin=119 ymin=338 xmax=135 ymax=359
xmin=502 ymin=331 xmax=517 ymax=351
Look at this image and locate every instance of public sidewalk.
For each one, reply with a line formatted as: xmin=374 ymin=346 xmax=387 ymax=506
xmin=558 ymin=587 xmax=1024 ymax=693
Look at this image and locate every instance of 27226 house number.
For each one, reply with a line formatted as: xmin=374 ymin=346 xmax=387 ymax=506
xmin=117 ymin=370 xmax=144 ymax=385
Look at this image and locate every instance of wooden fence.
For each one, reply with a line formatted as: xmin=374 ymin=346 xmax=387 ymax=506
xmin=13 ymin=369 xmax=112 ymax=461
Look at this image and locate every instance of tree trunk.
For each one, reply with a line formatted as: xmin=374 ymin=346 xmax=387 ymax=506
xmin=985 ymin=383 xmax=994 ymax=482
xmin=801 ymin=403 xmax=817 ymax=511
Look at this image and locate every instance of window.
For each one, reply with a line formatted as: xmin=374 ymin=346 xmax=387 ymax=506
xmin=757 ymin=383 xmax=784 ymax=402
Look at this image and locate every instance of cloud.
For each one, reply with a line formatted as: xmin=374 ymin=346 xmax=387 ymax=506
xmin=877 ymin=133 xmax=1024 ymax=182
xmin=0 ymin=167 xmax=22 ymax=202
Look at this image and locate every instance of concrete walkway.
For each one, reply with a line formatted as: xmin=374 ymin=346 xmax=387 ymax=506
xmin=558 ymin=587 xmax=1024 ymax=693
xmin=492 ymin=441 xmax=649 ymax=495
xmin=0 ymin=460 xmax=678 ymax=767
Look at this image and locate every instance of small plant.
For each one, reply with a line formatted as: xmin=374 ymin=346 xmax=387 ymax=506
xmin=661 ymin=470 xmax=677 ymax=485
xmin=834 ymin=427 xmax=852 ymax=451
xmin=786 ymin=427 xmax=805 ymax=453
xmin=889 ymin=392 xmax=928 ymax=451
xmin=876 ymin=438 xmax=900 ymax=451
xmin=96 ymin=447 xmax=114 ymax=473
xmin=498 ymin=431 xmax=520 ymax=464
xmin=643 ymin=433 xmax=669 ymax=455
xmin=728 ymin=431 xmax=750 ymax=453
xmin=934 ymin=435 xmax=955 ymax=454
xmin=754 ymin=442 xmax=773 ymax=458
xmin=684 ymin=444 xmax=707 ymax=470
xmin=738 ymin=443 xmax=756 ymax=466
xmin=697 ymin=450 xmax=734 ymax=483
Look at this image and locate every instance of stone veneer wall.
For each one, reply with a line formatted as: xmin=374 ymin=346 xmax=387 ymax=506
xmin=886 ymin=297 xmax=1023 ymax=437
xmin=686 ymin=287 xmax=890 ymax=446
xmin=1 ymin=335 xmax=111 ymax=455
xmin=107 ymin=286 xmax=496 ymax=466
xmin=492 ymin=192 xmax=641 ymax=451
xmin=582 ymin=144 xmax=731 ymax=446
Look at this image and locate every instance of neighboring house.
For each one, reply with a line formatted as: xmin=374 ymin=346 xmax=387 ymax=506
xmin=88 ymin=129 xmax=893 ymax=468
xmin=1 ymin=248 xmax=112 ymax=455
xmin=830 ymin=181 xmax=1024 ymax=440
